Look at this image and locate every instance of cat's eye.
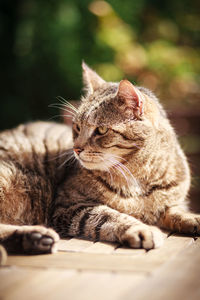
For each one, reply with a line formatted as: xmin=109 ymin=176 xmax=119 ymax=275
xmin=96 ymin=126 xmax=108 ymax=135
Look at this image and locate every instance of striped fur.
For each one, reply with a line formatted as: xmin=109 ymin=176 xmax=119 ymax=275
xmin=0 ymin=63 xmax=199 ymax=254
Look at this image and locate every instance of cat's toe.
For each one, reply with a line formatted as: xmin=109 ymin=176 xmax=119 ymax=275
xmin=22 ymin=231 xmax=56 ymax=254
xmin=120 ymin=225 xmax=164 ymax=250
xmin=30 ymin=232 xmax=54 ymax=253
xmin=180 ymin=216 xmax=200 ymax=234
xmin=31 ymin=232 xmax=42 ymax=240
xmin=16 ymin=226 xmax=59 ymax=254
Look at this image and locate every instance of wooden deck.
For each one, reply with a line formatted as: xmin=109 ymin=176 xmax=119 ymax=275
xmin=1 ymin=233 xmax=200 ymax=300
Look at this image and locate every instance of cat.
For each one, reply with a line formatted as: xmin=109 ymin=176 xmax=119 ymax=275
xmin=0 ymin=62 xmax=199 ymax=257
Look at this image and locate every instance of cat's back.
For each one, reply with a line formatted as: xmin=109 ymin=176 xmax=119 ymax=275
xmin=0 ymin=121 xmax=73 ymax=164
xmin=0 ymin=121 xmax=73 ymax=225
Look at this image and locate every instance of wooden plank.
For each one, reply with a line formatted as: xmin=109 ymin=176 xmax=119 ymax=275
xmin=6 ymin=235 xmax=193 ymax=272
xmin=57 ymin=238 xmax=71 ymax=251
xmin=57 ymin=238 xmax=93 ymax=252
xmin=0 ymin=267 xmax=146 ymax=300
xmin=58 ymin=239 xmax=119 ymax=254
xmin=0 ymin=267 xmax=76 ymax=300
xmin=1 ymin=235 xmax=198 ymax=300
xmin=114 ymin=247 xmax=145 ymax=255
xmin=53 ymin=272 xmax=146 ymax=300
xmin=122 ymin=238 xmax=200 ymax=300
xmin=7 ymin=252 xmax=148 ymax=272
xmin=145 ymin=234 xmax=194 ymax=263
xmin=0 ymin=266 xmax=36 ymax=292
xmin=83 ymin=241 xmax=119 ymax=254
xmin=58 ymin=231 xmax=168 ymax=255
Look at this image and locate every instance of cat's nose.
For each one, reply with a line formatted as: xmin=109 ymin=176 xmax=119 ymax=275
xmin=73 ymin=148 xmax=83 ymax=156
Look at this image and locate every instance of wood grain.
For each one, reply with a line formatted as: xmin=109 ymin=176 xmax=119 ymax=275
xmin=0 ymin=268 xmax=145 ymax=300
xmin=57 ymin=238 xmax=93 ymax=252
xmin=1 ymin=235 xmax=198 ymax=300
xmin=122 ymin=238 xmax=200 ymax=300
xmin=6 ymin=235 xmax=193 ymax=272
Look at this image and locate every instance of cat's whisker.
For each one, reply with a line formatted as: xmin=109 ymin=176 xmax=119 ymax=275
xmin=105 ymin=167 xmax=113 ymax=185
xmin=79 ymin=153 xmax=113 ymax=184
xmin=108 ymin=158 xmax=131 ymax=189
xmin=56 ymin=96 xmax=78 ymax=111
xmin=87 ymin=154 xmax=127 ymax=185
xmin=61 ymin=106 xmax=77 ymax=115
xmin=112 ymin=159 xmax=137 ymax=188
xmin=63 ymin=107 xmax=77 ymax=116
xmin=101 ymin=159 xmax=114 ymax=185
xmin=58 ymin=158 xmax=74 ymax=169
xmin=49 ymin=102 xmax=77 ymax=112
xmin=48 ymin=149 xmax=74 ymax=162
xmin=108 ymin=154 xmax=127 ymax=162
xmin=48 ymin=114 xmax=75 ymax=121
xmin=131 ymin=143 xmax=141 ymax=149
xmin=48 ymin=114 xmax=64 ymax=121
xmin=70 ymin=156 xmax=77 ymax=165
xmin=108 ymin=157 xmax=137 ymax=191
xmin=58 ymin=153 xmax=76 ymax=169
xmin=67 ymin=153 xmax=76 ymax=163
xmin=63 ymin=114 xmax=76 ymax=120
xmin=112 ymin=164 xmax=130 ymax=189
xmin=95 ymin=155 xmax=114 ymax=185
xmin=49 ymin=104 xmax=77 ymax=117
xmin=109 ymin=156 xmax=133 ymax=178
xmin=116 ymin=161 xmax=136 ymax=185
xmin=56 ymin=96 xmax=78 ymax=113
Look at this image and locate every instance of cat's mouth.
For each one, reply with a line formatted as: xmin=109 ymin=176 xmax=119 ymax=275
xmin=79 ymin=157 xmax=101 ymax=166
xmin=77 ymin=153 xmax=107 ymax=171
xmin=76 ymin=151 xmax=125 ymax=171
xmin=80 ymin=158 xmax=99 ymax=164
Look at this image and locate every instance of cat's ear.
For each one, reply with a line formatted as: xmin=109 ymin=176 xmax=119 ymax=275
xmin=82 ymin=61 xmax=105 ymax=95
xmin=117 ymin=80 xmax=144 ymax=118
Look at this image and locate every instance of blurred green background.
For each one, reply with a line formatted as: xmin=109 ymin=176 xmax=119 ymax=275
xmin=0 ymin=0 xmax=200 ymax=209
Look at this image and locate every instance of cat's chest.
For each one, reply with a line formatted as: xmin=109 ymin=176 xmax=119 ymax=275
xmin=101 ymin=177 xmax=143 ymax=210
xmin=101 ymin=179 xmax=166 ymax=224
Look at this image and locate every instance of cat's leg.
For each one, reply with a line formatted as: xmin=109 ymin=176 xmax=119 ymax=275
xmin=51 ymin=203 xmax=164 ymax=249
xmin=158 ymin=206 xmax=200 ymax=234
xmin=0 ymin=223 xmax=59 ymax=254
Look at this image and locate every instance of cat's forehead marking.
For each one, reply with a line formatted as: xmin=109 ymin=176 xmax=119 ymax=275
xmin=91 ymin=83 xmax=118 ymax=105
xmin=77 ymin=83 xmax=119 ymax=126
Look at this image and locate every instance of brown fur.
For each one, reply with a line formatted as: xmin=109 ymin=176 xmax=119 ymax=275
xmin=0 ymin=63 xmax=199 ymax=255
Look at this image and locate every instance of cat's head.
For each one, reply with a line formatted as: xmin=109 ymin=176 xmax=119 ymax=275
xmin=72 ymin=62 xmax=166 ymax=171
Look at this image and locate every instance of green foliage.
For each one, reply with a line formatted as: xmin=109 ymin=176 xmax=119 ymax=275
xmin=0 ymin=0 xmax=199 ymax=129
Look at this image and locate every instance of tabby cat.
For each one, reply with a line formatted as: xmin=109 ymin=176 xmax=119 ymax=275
xmin=0 ymin=62 xmax=199 ymax=256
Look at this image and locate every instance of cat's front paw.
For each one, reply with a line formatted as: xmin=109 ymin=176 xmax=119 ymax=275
xmin=178 ymin=214 xmax=200 ymax=234
xmin=120 ymin=225 xmax=164 ymax=250
xmin=16 ymin=225 xmax=59 ymax=254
